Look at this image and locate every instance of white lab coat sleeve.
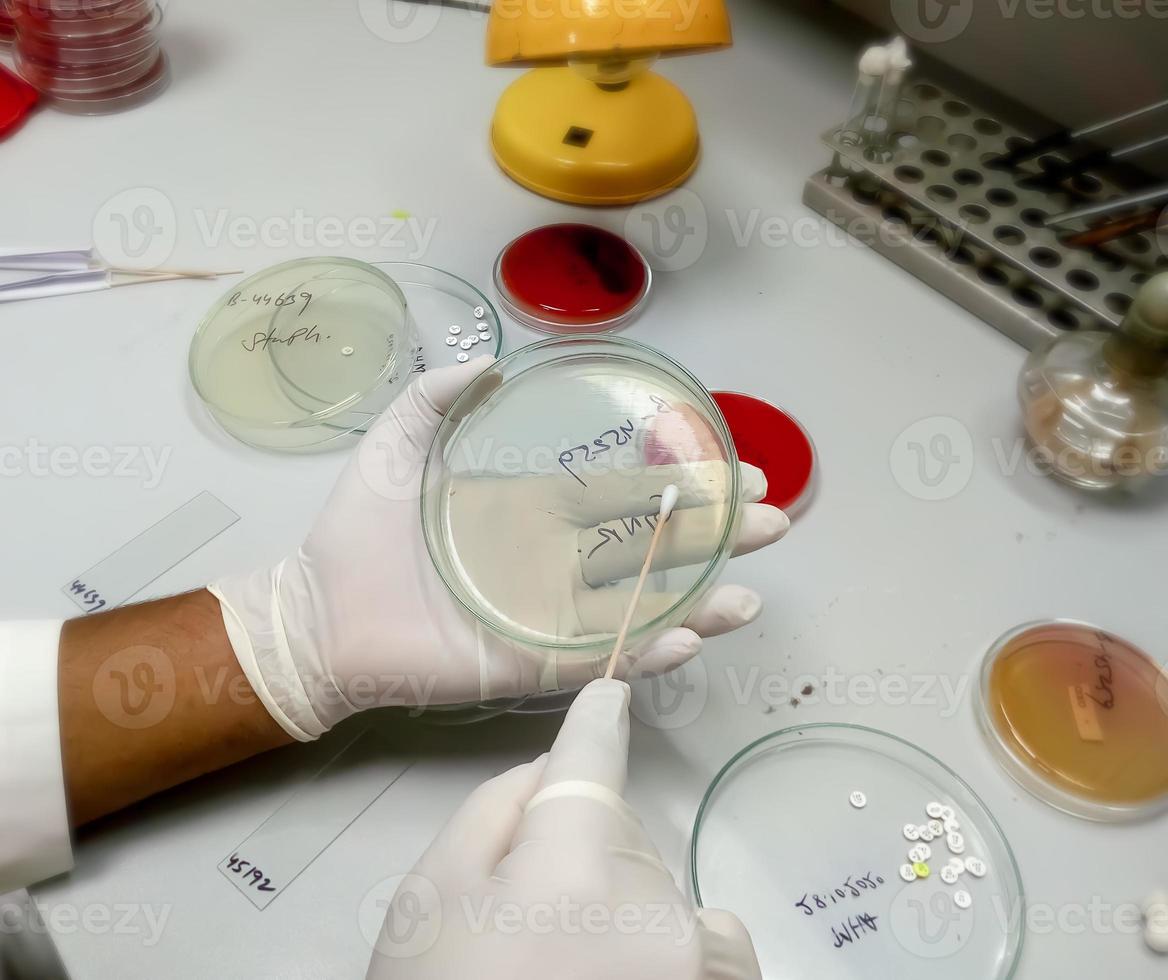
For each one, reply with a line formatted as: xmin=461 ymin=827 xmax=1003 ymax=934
xmin=0 ymin=621 xmax=73 ymax=892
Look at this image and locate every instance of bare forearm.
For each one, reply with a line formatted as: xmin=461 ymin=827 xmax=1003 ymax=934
xmin=58 ymin=589 xmax=292 ymax=826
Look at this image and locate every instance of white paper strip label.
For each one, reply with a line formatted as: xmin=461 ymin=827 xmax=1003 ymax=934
xmin=219 ymin=730 xmax=412 ymax=910
xmin=62 ymin=491 xmax=239 ymax=613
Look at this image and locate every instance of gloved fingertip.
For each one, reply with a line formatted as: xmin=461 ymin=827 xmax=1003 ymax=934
xmin=758 ymin=504 xmax=790 ymax=541
xmin=740 ymin=462 xmax=768 ymax=502
xmin=582 ymin=676 xmax=631 ymax=707
xmin=736 ymin=587 xmax=763 ymax=624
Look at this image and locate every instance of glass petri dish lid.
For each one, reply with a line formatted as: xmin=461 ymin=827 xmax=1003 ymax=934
xmin=189 ymin=257 xmax=417 ymax=452
xmin=422 ymin=335 xmax=740 ymax=676
xmin=976 ymin=620 xmax=1168 ymax=821
xmin=493 ymin=224 xmax=651 ymax=334
xmin=692 ymin=725 xmax=1025 ymax=980
xmin=371 ymin=261 xmax=503 ymax=372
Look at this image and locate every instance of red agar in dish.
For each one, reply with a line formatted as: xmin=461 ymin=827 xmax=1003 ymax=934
xmin=712 ymin=391 xmax=816 ymax=515
xmin=497 ymin=223 xmax=647 ymax=330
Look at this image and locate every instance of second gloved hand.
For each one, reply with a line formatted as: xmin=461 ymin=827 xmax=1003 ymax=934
xmin=366 ymin=679 xmax=762 ymax=980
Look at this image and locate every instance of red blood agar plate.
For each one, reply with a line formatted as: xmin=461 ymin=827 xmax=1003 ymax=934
xmin=712 ymin=391 xmax=816 ymax=516
xmin=493 ymin=223 xmax=651 ymax=334
xmin=0 ymin=62 xmax=38 ymax=135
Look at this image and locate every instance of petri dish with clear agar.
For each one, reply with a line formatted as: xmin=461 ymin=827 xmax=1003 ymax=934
xmin=976 ymin=620 xmax=1168 ymax=821
xmin=189 ymin=257 xmax=417 ymax=452
xmin=712 ymin=391 xmax=817 ymax=516
xmin=494 ymin=224 xmax=651 ymax=334
xmin=422 ymin=335 xmax=740 ymax=678
xmin=692 ymin=725 xmax=1024 ymax=980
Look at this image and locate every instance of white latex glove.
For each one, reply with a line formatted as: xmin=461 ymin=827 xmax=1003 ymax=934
xmin=366 ymin=679 xmax=762 ymax=980
xmin=211 ymin=358 xmax=788 ymax=740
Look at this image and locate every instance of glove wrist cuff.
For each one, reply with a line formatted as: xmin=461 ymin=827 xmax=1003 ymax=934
xmin=209 ymin=564 xmax=330 ymax=742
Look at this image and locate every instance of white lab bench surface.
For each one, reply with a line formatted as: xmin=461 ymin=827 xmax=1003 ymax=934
xmin=1 ymin=0 xmax=1165 ymax=977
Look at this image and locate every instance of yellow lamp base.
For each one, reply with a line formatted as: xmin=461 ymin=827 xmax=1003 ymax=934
xmin=490 ymin=66 xmax=700 ymax=206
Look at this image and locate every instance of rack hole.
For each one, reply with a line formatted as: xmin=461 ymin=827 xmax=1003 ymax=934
xmin=1049 ymin=307 xmax=1081 ymax=330
xmin=994 ymin=225 xmax=1025 ymax=245
xmin=1013 ymin=285 xmax=1044 ymax=308
xmin=917 ymin=115 xmax=946 ymax=138
xmin=953 ymin=168 xmax=983 ymax=186
xmin=1020 ymin=208 xmax=1047 ymax=227
xmin=959 ymin=204 xmax=990 ymax=224
xmin=943 ymin=100 xmax=971 ymax=117
xmin=913 ymin=83 xmax=941 ymax=101
xmin=922 ymin=148 xmax=951 ymax=167
xmin=1104 ymin=293 xmax=1132 ymax=315
xmin=986 ymin=187 xmax=1018 ymax=207
xmin=948 ymin=133 xmax=977 ymax=152
xmin=883 ymin=206 xmax=913 ymax=226
xmin=978 ymin=265 xmax=1009 ymax=286
xmin=1067 ymin=269 xmax=1100 ymax=291
xmin=894 ymin=165 xmax=924 ymax=184
xmin=927 ymin=184 xmax=957 ymax=203
xmin=1071 ymin=174 xmax=1102 ymax=194
xmin=973 ymin=118 xmax=1003 ymax=135
xmin=1030 ymin=246 xmax=1061 ymax=268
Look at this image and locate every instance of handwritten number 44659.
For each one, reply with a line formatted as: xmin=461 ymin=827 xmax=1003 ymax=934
xmin=226 ymin=854 xmax=277 ymax=892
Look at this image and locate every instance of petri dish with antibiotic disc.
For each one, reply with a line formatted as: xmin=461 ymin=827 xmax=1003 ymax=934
xmin=712 ymin=391 xmax=816 ymax=516
xmin=692 ymin=725 xmax=1024 ymax=980
xmin=421 ymin=335 xmax=740 ymax=678
xmin=976 ymin=620 xmax=1168 ymax=821
xmin=371 ymin=262 xmax=502 ymax=373
xmin=189 ymin=257 xmax=418 ymax=452
xmin=494 ymin=223 xmax=651 ymax=334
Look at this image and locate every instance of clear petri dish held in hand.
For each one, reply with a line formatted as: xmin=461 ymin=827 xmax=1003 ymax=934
xmin=421 ymin=335 xmax=741 ymax=677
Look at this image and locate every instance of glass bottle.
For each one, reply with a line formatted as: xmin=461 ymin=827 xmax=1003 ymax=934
xmin=1019 ymin=271 xmax=1168 ymax=491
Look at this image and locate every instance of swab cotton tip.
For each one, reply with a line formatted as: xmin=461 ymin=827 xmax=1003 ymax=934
xmin=858 ymin=45 xmax=888 ymax=77
xmin=659 ymin=484 xmax=680 ymax=521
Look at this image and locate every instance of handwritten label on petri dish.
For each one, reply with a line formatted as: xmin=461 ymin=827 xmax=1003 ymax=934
xmin=227 ymin=290 xmax=314 ymax=315
xmin=1069 ymin=684 xmax=1105 ymax=742
xmin=240 ymin=323 xmax=328 ymax=352
xmin=830 ymin=913 xmax=880 ymax=949
xmin=794 ymin=871 xmax=885 ymax=917
xmin=584 ymin=501 xmax=662 ymax=560
xmin=557 ymin=394 xmax=677 ymax=488
xmin=794 ymin=871 xmax=885 ymax=952
xmin=558 ymin=419 xmax=636 ymax=488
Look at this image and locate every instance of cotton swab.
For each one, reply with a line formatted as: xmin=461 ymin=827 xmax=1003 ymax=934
xmin=603 ymin=484 xmax=681 ymax=681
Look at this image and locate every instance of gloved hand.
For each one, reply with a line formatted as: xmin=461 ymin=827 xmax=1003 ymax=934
xmin=366 ymin=679 xmax=762 ymax=979
xmin=211 ymin=358 xmax=788 ymax=740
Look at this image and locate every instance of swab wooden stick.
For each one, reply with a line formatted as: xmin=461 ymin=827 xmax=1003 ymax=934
xmin=603 ymin=484 xmax=680 ymax=681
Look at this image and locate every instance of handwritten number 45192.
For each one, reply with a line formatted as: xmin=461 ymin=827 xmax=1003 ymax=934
xmin=226 ymin=854 xmax=277 ymax=892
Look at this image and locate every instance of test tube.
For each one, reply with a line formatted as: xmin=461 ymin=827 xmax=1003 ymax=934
xmin=839 ymin=44 xmax=888 ymax=147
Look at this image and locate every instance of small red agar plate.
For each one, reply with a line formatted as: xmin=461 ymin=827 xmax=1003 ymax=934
xmin=494 ymin=223 xmax=650 ymax=334
xmin=712 ymin=391 xmax=816 ymax=515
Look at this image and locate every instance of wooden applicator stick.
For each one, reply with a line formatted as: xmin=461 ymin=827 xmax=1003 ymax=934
xmin=603 ymin=484 xmax=680 ymax=681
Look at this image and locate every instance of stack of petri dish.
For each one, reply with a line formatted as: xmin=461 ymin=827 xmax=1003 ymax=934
xmin=1 ymin=0 xmax=14 ymax=45
xmin=12 ymin=0 xmax=167 ymax=114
